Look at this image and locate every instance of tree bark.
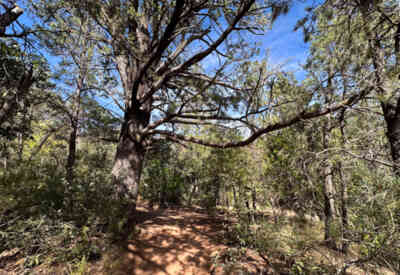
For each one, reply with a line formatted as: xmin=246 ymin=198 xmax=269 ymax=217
xmin=232 ymin=184 xmax=238 ymax=208
xmin=66 ymin=86 xmax=82 ymax=185
xmin=112 ymin=134 xmax=145 ymax=207
xmin=251 ymin=184 xmax=257 ymax=211
xmin=323 ymin=162 xmax=337 ymax=249
xmin=111 ymin=42 xmax=152 ymax=210
xmin=66 ymin=122 xmax=78 ymax=184
xmin=17 ymin=132 xmax=24 ymax=161
xmin=338 ymin=163 xmax=349 ymax=254
xmin=111 ymin=106 xmax=150 ymax=210
xmin=321 ymin=111 xmax=337 ymax=249
xmin=321 ymin=66 xmax=338 ymax=250
xmin=382 ymin=104 xmax=400 ymax=176
xmin=187 ymin=179 xmax=197 ymax=207
xmin=212 ymin=176 xmax=220 ymax=208
xmin=224 ymin=183 xmax=230 ymax=208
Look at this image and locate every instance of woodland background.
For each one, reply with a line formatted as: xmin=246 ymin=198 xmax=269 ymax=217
xmin=0 ymin=0 xmax=400 ymax=274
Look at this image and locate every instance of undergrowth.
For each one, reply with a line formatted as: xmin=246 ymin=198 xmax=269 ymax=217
xmin=218 ymin=206 xmax=400 ymax=275
xmin=0 ymin=159 xmax=128 ymax=274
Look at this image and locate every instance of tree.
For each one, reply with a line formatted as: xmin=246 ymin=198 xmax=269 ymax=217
xmin=1 ymin=1 xmax=27 ymax=128
xmin=0 ymin=40 xmax=32 ymax=133
xmin=0 ymin=1 xmax=50 ymax=139
xmin=295 ymin=0 xmax=400 ymax=260
xmin=0 ymin=1 xmax=32 ymax=131
xmin=40 ymin=9 xmax=102 ymax=185
xmin=32 ymin=0 xmax=122 ymax=186
xmin=299 ymin=0 xmax=400 ymax=175
xmin=32 ymin=0 xmax=365 ymax=214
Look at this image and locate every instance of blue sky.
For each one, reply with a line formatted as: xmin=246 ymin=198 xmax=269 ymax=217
xmin=5 ymin=0 xmax=312 ymax=117
xmin=13 ymin=0 xmax=310 ymax=78
xmin=262 ymin=1 xmax=310 ymax=79
xmin=199 ymin=1 xmax=311 ymax=80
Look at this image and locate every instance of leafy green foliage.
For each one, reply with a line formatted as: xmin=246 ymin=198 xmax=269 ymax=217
xmin=0 ymin=137 xmax=125 ymax=272
xmin=0 ymin=38 xmax=51 ymax=140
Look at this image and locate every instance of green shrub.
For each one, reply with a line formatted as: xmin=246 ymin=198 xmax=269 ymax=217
xmin=0 ymin=155 xmax=126 ymax=272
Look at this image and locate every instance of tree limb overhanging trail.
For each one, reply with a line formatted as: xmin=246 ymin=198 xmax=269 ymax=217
xmin=151 ymin=91 xmax=367 ymax=149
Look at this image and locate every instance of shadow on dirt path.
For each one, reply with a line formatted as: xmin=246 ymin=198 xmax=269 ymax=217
xmin=113 ymin=205 xmax=267 ymax=275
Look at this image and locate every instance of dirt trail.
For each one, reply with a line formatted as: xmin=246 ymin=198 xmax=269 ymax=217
xmin=116 ymin=205 xmax=265 ymax=275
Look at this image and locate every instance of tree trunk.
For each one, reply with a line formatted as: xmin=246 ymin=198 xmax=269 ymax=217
xmin=251 ymin=185 xmax=257 ymax=210
xmin=213 ymin=176 xmax=220 ymax=208
xmin=321 ymin=87 xmax=338 ymax=249
xmin=232 ymin=184 xmax=238 ymax=208
xmin=160 ymin=169 xmax=168 ymax=208
xmin=224 ymin=183 xmax=230 ymax=208
xmin=112 ymin=134 xmax=145 ymax=208
xmin=246 ymin=199 xmax=255 ymax=224
xmin=338 ymin=110 xmax=349 ymax=254
xmin=111 ymin=107 xmax=149 ymax=211
xmin=17 ymin=132 xmax=24 ymax=161
xmin=338 ymin=163 xmax=349 ymax=254
xmin=323 ymin=162 xmax=337 ymax=249
xmin=1 ymin=143 xmax=8 ymax=169
xmin=187 ymin=179 xmax=197 ymax=206
xmin=65 ymin=76 xmax=83 ymax=184
xmin=66 ymin=123 xmax=78 ymax=211
xmin=66 ymin=121 xmax=78 ymax=184
xmin=383 ymin=106 xmax=400 ymax=176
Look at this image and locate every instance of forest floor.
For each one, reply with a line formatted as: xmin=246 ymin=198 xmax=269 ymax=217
xmin=1 ymin=203 xmax=396 ymax=274
xmin=100 ymin=204 xmax=269 ymax=275
xmin=69 ymin=203 xmax=396 ymax=275
xmin=0 ymin=203 xmax=270 ymax=275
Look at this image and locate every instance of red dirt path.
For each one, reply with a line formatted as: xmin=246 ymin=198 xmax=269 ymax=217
xmin=115 ymin=205 xmax=266 ymax=275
